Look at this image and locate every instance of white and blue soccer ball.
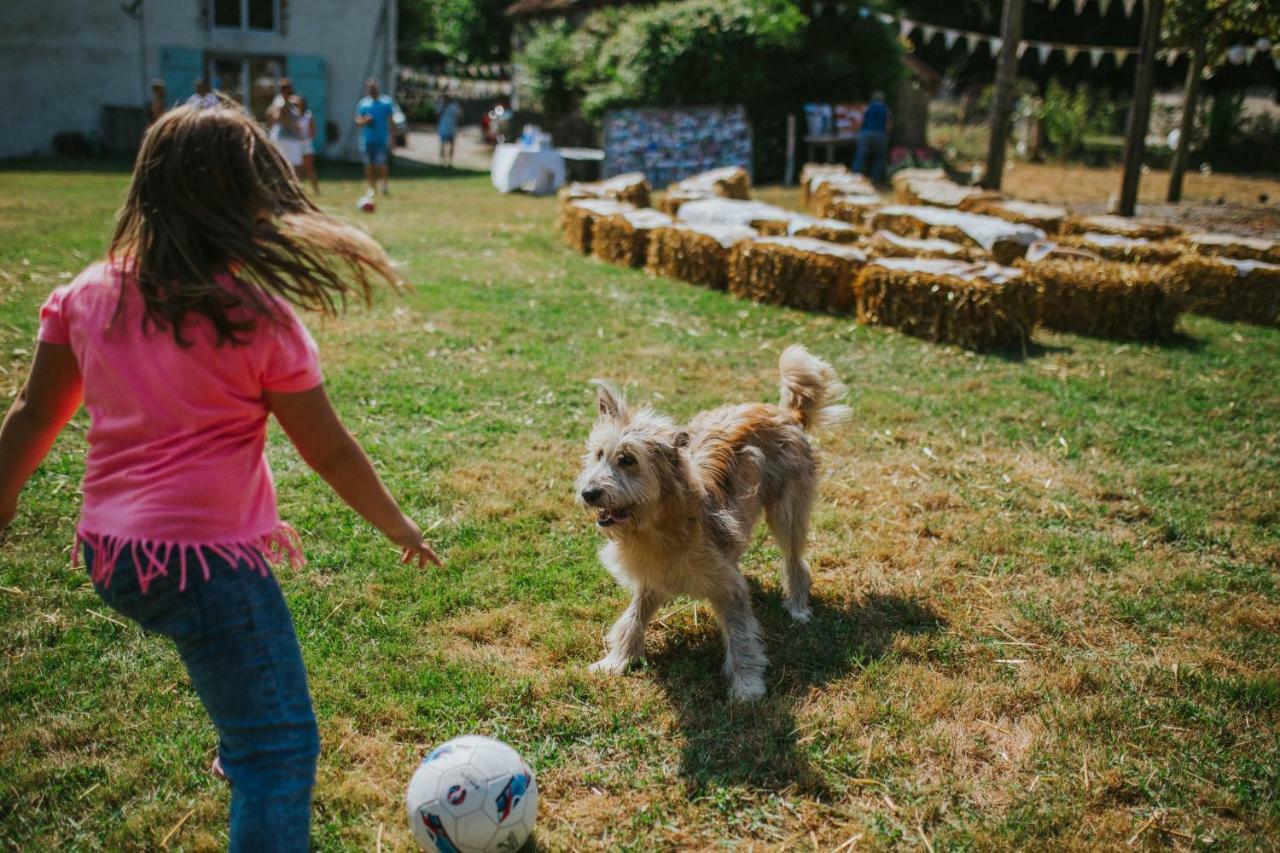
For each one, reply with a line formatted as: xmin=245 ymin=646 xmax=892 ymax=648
xmin=406 ymin=735 xmax=538 ymax=853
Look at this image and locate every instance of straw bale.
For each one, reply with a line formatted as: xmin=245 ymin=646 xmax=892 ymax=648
xmin=753 ymin=214 xmax=860 ymax=244
xmin=890 ymin=167 xmax=947 ymax=188
xmin=677 ymin=198 xmax=795 ymax=235
xmin=868 ymin=230 xmax=973 ymax=260
xmin=1023 ymin=240 xmax=1101 ymax=263
xmin=896 ymin=178 xmax=1003 ymax=210
xmin=1165 ymin=255 xmax=1280 ymax=326
xmin=1181 ymin=231 xmax=1280 ymax=264
xmin=1062 ymin=214 xmax=1182 ymax=240
xmin=558 ymin=171 xmax=651 ymax=207
xmin=657 ymin=189 xmax=711 ymax=216
xmin=1019 ymin=258 xmax=1179 ymax=340
xmin=800 ymin=162 xmax=853 ymax=203
xmin=669 ymin=166 xmax=752 ymax=201
xmin=855 ymin=258 xmax=1034 ymax=351
xmin=820 ymin=193 xmax=881 ymax=227
xmin=591 ymin=209 xmax=675 ymax=267
xmin=1054 ymin=232 xmax=1185 ymax=264
xmin=558 ymin=199 xmax=636 ymax=253
xmin=968 ymin=199 xmax=1068 ymax=233
xmin=870 ymin=205 xmax=1045 ymax=265
xmin=645 ymin=223 xmax=757 ymax=290
xmin=807 ymin=173 xmax=878 ymax=215
xmin=728 ymin=236 xmax=867 ymax=313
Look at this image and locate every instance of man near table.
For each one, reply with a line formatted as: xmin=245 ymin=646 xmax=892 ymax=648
xmin=854 ymin=91 xmax=891 ymax=185
xmin=354 ymin=79 xmax=395 ymax=196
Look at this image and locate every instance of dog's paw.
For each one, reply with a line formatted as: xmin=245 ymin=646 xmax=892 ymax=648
xmin=785 ymin=598 xmax=812 ymax=623
xmin=728 ymin=674 xmax=767 ymax=703
xmin=588 ymin=656 xmax=629 ymax=675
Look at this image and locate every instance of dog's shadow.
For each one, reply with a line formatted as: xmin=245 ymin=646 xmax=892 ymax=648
xmin=644 ymin=585 xmax=944 ymax=796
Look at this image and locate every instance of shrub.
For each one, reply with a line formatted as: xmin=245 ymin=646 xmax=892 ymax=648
xmin=1038 ymin=81 xmax=1117 ymax=159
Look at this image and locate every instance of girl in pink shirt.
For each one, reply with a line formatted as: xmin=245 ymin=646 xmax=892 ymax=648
xmin=0 ymin=105 xmax=440 ymax=851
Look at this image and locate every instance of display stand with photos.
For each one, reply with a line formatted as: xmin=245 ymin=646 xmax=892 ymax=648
xmin=601 ymin=106 xmax=753 ymax=189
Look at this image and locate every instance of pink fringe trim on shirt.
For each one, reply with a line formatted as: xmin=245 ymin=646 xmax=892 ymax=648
xmin=73 ymin=523 xmax=307 ymax=593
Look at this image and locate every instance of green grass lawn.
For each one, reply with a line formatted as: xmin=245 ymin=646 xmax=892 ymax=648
xmin=1 ymin=161 xmax=1278 ymax=851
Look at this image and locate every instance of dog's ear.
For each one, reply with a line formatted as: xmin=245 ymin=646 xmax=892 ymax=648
xmin=671 ymin=429 xmax=690 ymax=449
xmin=590 ymin=379 xmax=629 ymax=422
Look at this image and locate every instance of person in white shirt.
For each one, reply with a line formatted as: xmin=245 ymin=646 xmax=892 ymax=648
xmin=266 ymin=78 xmax=308 ymax=174
xmin=294 ymin=95 xmax=320 ymax=194
xmin=184 ymin=78 xmax=219 ymax=110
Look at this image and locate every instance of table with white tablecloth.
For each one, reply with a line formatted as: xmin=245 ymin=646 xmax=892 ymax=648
xmin=490 ymin=144 xmax=566 ymax=195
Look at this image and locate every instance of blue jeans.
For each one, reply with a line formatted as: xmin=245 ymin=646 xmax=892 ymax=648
xmin=854 ymin=130 xmax=888 ymax=184
xmin=87 ymin=543 xmax=318 ymax=852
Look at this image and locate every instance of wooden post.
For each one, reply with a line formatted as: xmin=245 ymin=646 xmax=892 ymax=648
xmin=784 ymin=113 xmax=797 ymax=186
xmin=982 ymin=0 xmax=1026 ymax=190
xmin=1166 ymin=45 xmax=1205 ymax=203
xmin=1117 ymin=0 xmax=1165 ymax=216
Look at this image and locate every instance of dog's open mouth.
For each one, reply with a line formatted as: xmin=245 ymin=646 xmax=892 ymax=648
xmin=596 ymin=507 xmax=632 ymax=527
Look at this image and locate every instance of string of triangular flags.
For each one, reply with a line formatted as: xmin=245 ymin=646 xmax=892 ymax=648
xmin=860 ymin=6 xmax=1276 ymax=70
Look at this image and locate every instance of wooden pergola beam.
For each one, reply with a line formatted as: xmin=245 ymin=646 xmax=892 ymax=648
xmin=982 ymin=0 xmax=1026 ymax=190
xmin=1117 ymin=0 xmax=1165 ymax=216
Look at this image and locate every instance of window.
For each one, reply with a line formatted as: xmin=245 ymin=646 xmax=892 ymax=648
xmin=211 ymin=0 xmax=278 ymax=32
xmin=208 ymin=56 xmax=284 ymax=121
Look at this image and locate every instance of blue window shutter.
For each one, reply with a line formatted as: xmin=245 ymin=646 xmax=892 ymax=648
xmin=286 ymin=55 xmax=328 ymax=152
xmin=160 ymin=47 xmax=204 ymax=109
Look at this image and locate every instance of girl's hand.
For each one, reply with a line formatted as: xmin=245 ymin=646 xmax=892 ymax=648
xmin=391 ymin=518 xmax=444 ymax=568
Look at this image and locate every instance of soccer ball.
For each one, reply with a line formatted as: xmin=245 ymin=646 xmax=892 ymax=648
xmin=406 ymin=735 xmax=538 ymax=853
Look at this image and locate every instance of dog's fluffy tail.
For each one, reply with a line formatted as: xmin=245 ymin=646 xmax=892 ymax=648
xmin=779 ymin=345 xmax=849 ymax=432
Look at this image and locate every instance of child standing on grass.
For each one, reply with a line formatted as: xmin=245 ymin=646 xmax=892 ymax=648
xmin=0 ymin=106 xmax=441 ymax=851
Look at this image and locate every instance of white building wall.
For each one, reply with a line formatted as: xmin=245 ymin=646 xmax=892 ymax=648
xmin=0 ymin=0 xmax=396 ymax=160
xmin=0 ymin=2 xmax=146 ymax=158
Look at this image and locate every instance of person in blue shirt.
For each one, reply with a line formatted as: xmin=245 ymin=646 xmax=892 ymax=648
xmin=354 ymin=79 xmax=395 ymax=196
xmin=437 ymin=95 xmax=462 ymax=169
xmin=854 ymin=91 xmax=892 ymax=185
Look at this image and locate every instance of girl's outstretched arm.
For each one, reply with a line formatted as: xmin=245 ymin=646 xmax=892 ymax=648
xmin=0 ymin=343 xmax=84 ymax=531
xmin=266 ymin=385 xmax=443 ymax=568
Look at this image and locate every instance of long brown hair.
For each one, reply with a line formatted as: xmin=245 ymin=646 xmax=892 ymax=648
xmin=111 ymin=100 xmax=401 ymax=345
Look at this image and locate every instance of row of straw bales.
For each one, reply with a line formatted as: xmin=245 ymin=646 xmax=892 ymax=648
xmin=558 ymin=167 xmax=1279 ymax=345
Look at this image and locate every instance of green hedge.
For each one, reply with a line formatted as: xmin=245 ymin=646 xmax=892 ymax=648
xmin=516 ymin=0 xmax=903 ymax=182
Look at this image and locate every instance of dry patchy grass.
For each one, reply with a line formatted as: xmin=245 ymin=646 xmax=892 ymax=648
xmin=1 ymin=161 xmax=1277 ymax=850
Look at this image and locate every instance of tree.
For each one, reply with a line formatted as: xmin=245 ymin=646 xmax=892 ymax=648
xmin=1163 ymin=0 xmax=1280 ymax=201
xmin=515 ymin=0 xmax=903 ymax=180
xmin=398 ymin=0 xmax=512 ymax=65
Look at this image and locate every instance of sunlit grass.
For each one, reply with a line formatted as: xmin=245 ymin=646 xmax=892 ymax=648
xmin=1 ymin=161 xmax=1277 ymax=850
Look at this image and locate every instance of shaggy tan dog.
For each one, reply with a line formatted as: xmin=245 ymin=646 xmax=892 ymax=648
xmin=575 ymin=346 xmax=848 ymax=701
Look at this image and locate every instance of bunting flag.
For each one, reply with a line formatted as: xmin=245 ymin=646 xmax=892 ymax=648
xmin=1097 ymin=0 xmax=1112 ymax=14
xmin=1121 ymin=0 xmax=1138 ymax=15
xmin=879 ymin=7 xmax=1146 ymax=71
xmin=1073 ymin=0 xmax=1088 ymax=14
xmin=1048 ymin=0 xmax=1062 ymax=9
xmin=878 ymin=12 xmax=894 ymax=25
xmin=1244 ymin=47 xmax=1258 ymax=64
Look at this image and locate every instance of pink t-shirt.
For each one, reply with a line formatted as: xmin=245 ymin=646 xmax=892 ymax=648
xmin=39 ymin=260 xmax=321 ymax=588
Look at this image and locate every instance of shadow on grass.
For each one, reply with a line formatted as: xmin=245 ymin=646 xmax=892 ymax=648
xmin=647 ymin=586 xmax=944 ymax=796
